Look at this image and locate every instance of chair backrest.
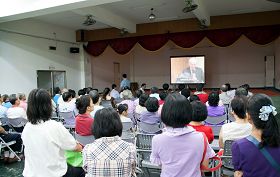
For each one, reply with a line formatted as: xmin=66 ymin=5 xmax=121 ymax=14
xmin=136 ymin=133 xmax=154 ymax=150
xmin=138 ymin=122 xmax=162 ymax=134
xmin=222 ymin=140 xmax=234 ymax=169
xmin=75 ymin=132 xmax=95 ymax=146
xmin=100 ymin=100 xmax=113 ymax=108
xmin=205 ymin=114 xmax=227 ymax=125
xmin=59 ymin=111 xmax=75 ymax=126
xmin=122 ymin=121 xmax=132 ymax=131
xmin=8 ymin=117 xmax=27 ymax=127
xmin=0 ymin=117 xmax=9 ymax=125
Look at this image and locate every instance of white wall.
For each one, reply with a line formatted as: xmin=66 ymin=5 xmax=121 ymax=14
xmin=275 ymin=37 xmax=280 ymax=89
xmin=0 ymin=19 xmax=85 ymax=95
xmin=91 ymin=36 xmax=275 ymax=89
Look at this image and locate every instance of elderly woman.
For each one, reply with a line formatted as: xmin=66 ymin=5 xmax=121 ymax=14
xmin=207 ymin=91 xmax=225 ymax=117
xmin=22 ymin=89 xmax=82 ymax=177
xmin=83 ymin=108 xmax=136 ymax=177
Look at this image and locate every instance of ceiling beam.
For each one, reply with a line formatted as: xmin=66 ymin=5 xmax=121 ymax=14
xmin=192 ymin=0 xmax=210 ymax=26
xmin=0 ymin=0 xmax=124 ymax=23
xmin=72 ymin=6 xmax=136 ymax=33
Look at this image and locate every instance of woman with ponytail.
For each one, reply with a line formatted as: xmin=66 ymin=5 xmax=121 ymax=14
xmin=232 ymin=94 xmax=280 ymax=177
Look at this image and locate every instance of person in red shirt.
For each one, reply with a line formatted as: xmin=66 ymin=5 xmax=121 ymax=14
xmin=188 ymin=100 xmax=214 ymax=143
xmin=194 ymin=83 xmax=208 ymax=103
xmin=75 ymin=95 xmax=94 ymax=136
xmin=158 ymin=91 xmax=168 ymax=105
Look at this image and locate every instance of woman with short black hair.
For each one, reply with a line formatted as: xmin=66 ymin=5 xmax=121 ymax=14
xmin=22 ymin=89 xmax=82 ymax=177
xmin=140 ymin=97 xmax=160 ymax=124
xmin=207 ymin=91 xmax=225 ymax=117
xmin=83 ymin=108 xmax=136 ymax=176
xmin=151 ymin=93 xmax=215 ymax=177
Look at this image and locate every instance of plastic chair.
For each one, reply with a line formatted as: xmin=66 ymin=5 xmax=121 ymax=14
xmin=121 ymin=121 xmax=135 ymax=144
xmin=59 ymin=111 xmax=75 ymax=128
xmin=8 ymin=117 xmax=27 ymax=132
xmin=74 ymin=132 xmax=95 ymax=146
xmin=138 ymin=122 xmax=162 ymax=134
xmin=205 ymin=114 xmax=227 ymax=137
xmin=0 ymin=137 xmax=22 ymax=162
xmin=220 ymin=140 xmax=234 ymax=176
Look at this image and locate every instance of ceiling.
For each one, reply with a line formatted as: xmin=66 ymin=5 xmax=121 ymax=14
xmin=1 ymin=0 xmax=280 ymax=31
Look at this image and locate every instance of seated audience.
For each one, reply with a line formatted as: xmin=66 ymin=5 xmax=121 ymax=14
xmin=159 ymin=91 xmax=168 ymax=105
xmin=100 ymin=87 xmax=116 ymax=108
xmin=2 ymin=94 xmax=12 ymax=108
xmin=151 ymin=93 xmax=215 ymax=177
xmin=219 ymin=96 xmax=252 ymax=148
xmin=57 ymin=88 xmax=69 ymax=106
xmin=18 ymin=93 xmax=27 ymax=111
xmin=194 ymin=83 xmax=208 ymax=103
xmin=181 ymin=88 xmax=191 ymax=100
xmin=207 ymin=91 xmax=225 ymax=117
xmin=225 ymin=83 xmax=236 ymax=99
xmin=188 ymin=101 xmax=214 ymax=143
xmin=232 ymin=94 xmax=280 ymax=177
xmin=119 ymin=90 xmax=135 ymax=123
xmin=75 ymin=95 xmax=94 ymax=136
xmin=139 ymin=83 xmax=146 ymax=93
xmin=89 ymin=90 xmax=104 ymax=118
xmin=120 ymin=87 xmax=133 ymax=101
xmin=117 ymin=104 xmax=132 ymax=124
xmin=178 ymin=84 xmax=185 ymax=94
xmin=77 ymin=89 xmax=86 ymax=97
xmin=0 ymin=97 xmax=7 ymax=118
xmin=235 ymin=87 xmax=248 ymax=97
xmin=162 ymin=83 xmax=170 ymax=93
xmin=83 ymin=108 xmax=136 ymax=176
xmin=189 ymin=94 xmax=200 ymax=102
xmin=58 ymin=92 xmax=77 ymax=115
xmin=219 ymin=84 xmax=232 ymax=105
xmin=133 ymin=90 xmax=143 ymax=106
xmin=140 ymin=97 xmax=160 ymax=124
xmin=53 ymin=87 xmax=61 ymax=105
xmin=241 ymin=83 xmax=253 ymax=97
xmin=149 ymin=86 xmax=160 ymax=100
xmin=22 ymin=89 xmax=82 ymax=177
xmin=135 ymin=94 xmax=149 ymax=121
xmin=110 ymin=84 xmax=120 ymax=99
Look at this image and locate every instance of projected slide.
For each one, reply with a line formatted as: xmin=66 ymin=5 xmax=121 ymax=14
xmin=171 ymin=56 xmax=205 ymax=84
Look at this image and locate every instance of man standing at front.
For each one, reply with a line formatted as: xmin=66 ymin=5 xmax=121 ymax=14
xmin=120 ymin=74 xmax=131 ymax=90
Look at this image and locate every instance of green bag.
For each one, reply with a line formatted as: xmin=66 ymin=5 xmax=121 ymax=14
xmin=65 ymin=150 xmax=83 ymax=167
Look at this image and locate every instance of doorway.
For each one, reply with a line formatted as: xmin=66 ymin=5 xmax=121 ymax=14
xmin=37 ymin=70 xmax=67 ymax=95
xmin=113 ymin=62 xmax=120 ymax=87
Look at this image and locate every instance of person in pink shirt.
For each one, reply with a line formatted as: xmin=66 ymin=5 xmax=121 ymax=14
xmin=18 ymin=93 xmax=27 ymax=111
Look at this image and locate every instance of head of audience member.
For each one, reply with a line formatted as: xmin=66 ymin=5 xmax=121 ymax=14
xmin=61 ymin=88 xmax=68 ymax=94
xmin=181 ymin=88 xmax=191 ymax=99
xmin=76 ymin=95 xmax=94 ymax=115
xmin=189 ymin=94 xmax=200 ymax=102
xmin=247 ymin=94 xmax=280 ymax=147
xmin=117 ymin=104 xmax=128 ymax=117
xmin=178 ymin=84 xmax=185 ymax=91
xmin=86 ymin=87 xmax=93 ymax=94
xmin=92 ymin=108 xmax=123 ymax=139
xmin=139 ymin=94 xmax=149 ymax=107
xmin=159 ymin=92 xmax=168 ymax=101
xmin=196 ymin=83 xmax=204 ymax=92
xmin=241 ymin=84 xmax=250 ymax=91
xmin=27 ymin=89 xmax=52 ymax=124
xmin=220 ymin=84 xmax=228 ymax=92
xmin=9 ymin=94 xmax=20 ymax=106
xmin=102 ymin=87 xmax=111 ymax=100
xmin=208 ymin=91 xmax=220 ymax=107
xmin=68 ymin=89 xmax=76 ymax=99
xmin=235 ymin=87 xmax=248 ymax=97
xmin=140 ymin=83 xmax=146 ymax=89
xmin=2 ymin=94 xmax=9 ymax=103
xmin=62 ymin=92 xmax=72 ymax=102
xmin=54 ymin=87 xmax=61 ymax=95
xmin=78 ymin=89 xmax=86 ymax=97
xmin=18 ymin=93 xmax=26 ymax=101
xmin=145 ymin=97 xmax=159 ymax=113
xmin=135 ymin=90 xmax=143 ymax=99
xmin=225 ymin=83 xmax=231 ymax=91
xmin=112 ymin=84 xmax=117 ymax=90
xmin=162 ymin=83 xmax=169 ymax=91
xmin=89 ymin=90 xmax=100 ymax=105
xmin=122 ymin=74 xmax=127 ymax=79
xmin=191 ymin=101 xmax=208 ymax=122
xmin=150 ymin=87 xmax=159 ymax=94
xmin=230 ymin=96 xmax=248 ymax=119
xmin=122 ymin=89 xmax=133 ymax=100
xmin=162 ymin=93 xmax=192 ymax=128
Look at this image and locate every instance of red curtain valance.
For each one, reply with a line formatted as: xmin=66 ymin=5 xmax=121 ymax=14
xmin=84 ymin=25 xmax=280 ymax=56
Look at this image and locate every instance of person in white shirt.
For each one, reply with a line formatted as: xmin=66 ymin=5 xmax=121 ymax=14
xmin=58 ymin=92 xmax=78 ymax=115
xmin=149 ymin=87 xmax=160 ymax=100
xmin=139 ymin=83 xmax=146 ymax=93
xmin=89 ymin=90 xmax=104 ymax=118
xmin=57 ymin=88 xmax=68 ymax=106
xmin=219 ymin=84 xmax=232 ymax=105
xmin=22 ymin=89 xmax=82 ymax=177
xmin=110 ymin=84 xmax=120 ymax=99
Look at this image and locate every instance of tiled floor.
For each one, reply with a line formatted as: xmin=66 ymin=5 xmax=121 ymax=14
xmin=0 ymin=160 xmax=24 ymax=177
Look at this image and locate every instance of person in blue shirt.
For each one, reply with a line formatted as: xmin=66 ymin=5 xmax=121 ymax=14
xmin=53 ymin=87 xmax=61 ymax=105
xmin=120 ymin=74 xmax=130 ymax=90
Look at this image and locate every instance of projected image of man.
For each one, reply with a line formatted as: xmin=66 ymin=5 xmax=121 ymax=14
xmin=176 ymin=58 xmax=204 ymax=83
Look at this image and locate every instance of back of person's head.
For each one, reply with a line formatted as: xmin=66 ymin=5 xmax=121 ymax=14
xmin=92 ymin=108 xmax=123 ymax=139
xmin=191 ymin=101 xmax=208 ymax=122
xmin=159 ymin=92 xmax=168 ymax=101
xmin=135 ymin=90 xmax=143 ymax=98
xmin=225 ymin=83 xmax=231 ymax=90
xmin=208 ymin=91 xmax=219 ymax=107
xmin=2 ymin=94 xmax=9 ymax=102
xmin=78 ymin=89 xmax=86 ymax=96
xmin=247 ymin=94 xmax=280 ymax=147
xmin=235 ymin=87 xmax=248 ymax=97
xmin=68 ymin=89 xmax=76 ymax=98
xmin=61 ymin=88 xmax=68 ymax=94
xmin=221 ymin=84 xmax=228 ymax=92
xmin=141 ymin=83 xmax=146 ymax=88
xmin=189 ymin=94 xmax=200 ymax=102
xmin=196 ymin=83 xmax=204 ymax=92
xmin=9 ymin=94 xmax=18 ymax=105
xmin=241 ymin=84 xmax=250 ymax=91
xmin=27 ymin=89 xmax=52 ymax=124
xmin=112 ymin=84 xmax=117 ymax=89
xmin=62 ymin=92 xmax=72 ymax=102
xmin=102 ymin=87 xmax=110 ymax=99
xmin=122 ymin=90 xmax=133 ymax=100
xmin=162 ymin=83 xmax=169 ymax=91
xmin=230 ymin=96 xmax=248 ymax=119
xmin=122 ymin=74 xmax=127 ymax=78
xmin=86 ymin=87 xmax=93 ymax=94
xmin=162 ymin=93 xmax=192 ymax=128
xmin=76 ymin=95 xmax=92 ymax=114
xmin=123 ymin=86 xmax=129 ymax=90
xmin=117 ymin=104 xmax=128 ymax=115
xmin=145 ymin=97 xmax=159 ymax=112
xmin=89 ymin=90 xmax=100 ymax=104
xmin=178 ymin=84 xmax=185 ymax=91
xmin=54 ymin=87 xmax=60 ymax=94
xmin=139 ymin=94 xmax=149 ymax=107
xmin=18 ymin=93 xmax=26 ymax=101
xmin=150 ymin=87 xmax=159 ymax=94
xmin=181 ymin=88 xmax=191 ymax=99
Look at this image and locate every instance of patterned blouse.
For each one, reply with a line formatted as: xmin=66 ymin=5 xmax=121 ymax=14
xmin=83 ymin=136 xmax=136 ymax=177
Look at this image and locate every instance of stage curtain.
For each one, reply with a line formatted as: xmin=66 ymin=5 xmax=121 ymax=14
xmin=84 ymin=25 xmax=280 ymax=56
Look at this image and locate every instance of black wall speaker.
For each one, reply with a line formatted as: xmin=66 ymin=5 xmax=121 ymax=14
xmin=70 ymin=47 xmax=80 ymax=53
